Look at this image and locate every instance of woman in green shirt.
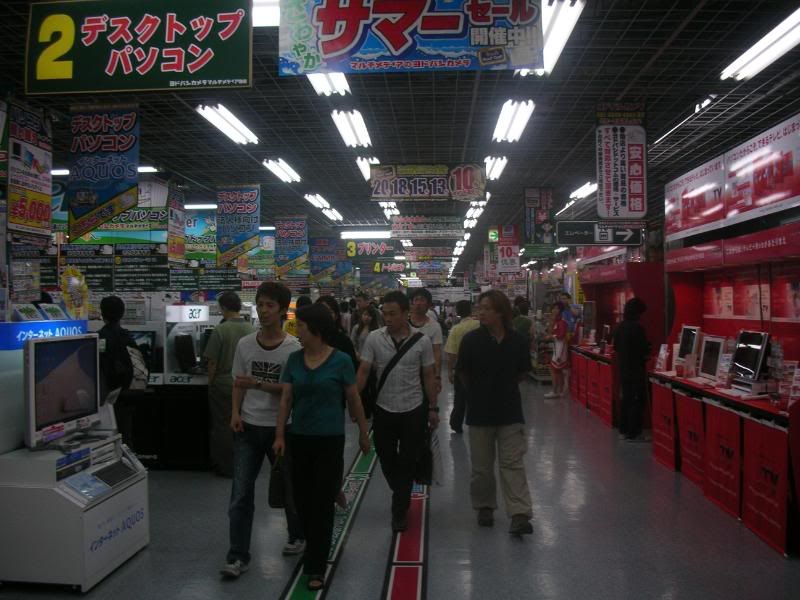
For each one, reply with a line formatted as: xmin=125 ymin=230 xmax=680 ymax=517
xmin=274 ymin=304 xmax=370 ymax=592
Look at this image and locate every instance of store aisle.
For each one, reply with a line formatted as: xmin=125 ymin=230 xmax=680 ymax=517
xmin=4 ymin=379 xmax=800 ymax=599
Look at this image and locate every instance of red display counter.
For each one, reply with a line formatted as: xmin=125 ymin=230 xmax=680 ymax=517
xmin=570 ymin=347 xmax=616 ymax=428
xmin=703 ymin=401 xmax=742 ymax=519
xmin=650 ymin=380 xmax=678 ymax=470
xmin=674 ymin=391 xmax=705 ymax=487
xmin=597 ymin=362 xmax=614 ymax=426
xmin=587 ymin=358 xmax=600 ymax=414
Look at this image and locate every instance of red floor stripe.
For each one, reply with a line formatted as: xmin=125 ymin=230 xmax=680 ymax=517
xmin=394 ymin=497 xmax=425 ymax=563
xmin=388 ymin=565 xmax=422 ymax=599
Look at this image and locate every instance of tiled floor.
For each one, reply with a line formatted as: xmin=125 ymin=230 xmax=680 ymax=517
xmin=3 ymin=379 xmax=800 ymax=599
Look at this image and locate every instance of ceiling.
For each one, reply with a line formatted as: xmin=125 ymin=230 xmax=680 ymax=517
xmin=2 ymin=0 xmax=800 ymax=273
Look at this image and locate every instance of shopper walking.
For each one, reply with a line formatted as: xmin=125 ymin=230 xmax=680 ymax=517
xmin=546 ymin=303 xmax=569 ymax=398
xmin=221 ymin=282 xmax=303 ymax=579
xmin=357 ymin=291 xmax=438 ymax=532
xmin=444 ymin=300 xmax=479 ymax=433
xmin=351 ymin=305 xmax=380 ymax=357
xmin=273 ymin=304 xmax=370 ymax=592
xmin=315 ymin=295 xmax=358 ymax=369
xmin=456 ymin=290 xmax=534 ymax=536
xmin=612 ymin=298 xmax=651 ymax=442
xmin=97 ymin=295 xmax=138 ymax=398
xmin=408 ymin=287 xmax=444 ymax=394
xmin=204 ymin=291 xmax=254 ymax=477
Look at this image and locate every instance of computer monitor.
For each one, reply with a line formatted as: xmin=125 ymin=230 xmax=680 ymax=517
xmin=731 ymin=330 xmax=769 ymax=384
xmin=24 ymin=334 xmax=101 ymax=448
xmin=677 ymin=325 xmax=701 ymax=363
xmin=130 ymin=330 xmax=157 ymax=372
xmin=699 ymin=335 xmax=724 ymax=381
xmin=174 ymin=334 xmax=197 ymax=373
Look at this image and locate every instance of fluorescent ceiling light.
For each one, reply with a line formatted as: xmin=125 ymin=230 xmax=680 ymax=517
xmin=259 ymin=226 xmax=276 ymax=231
xmin=340 ymin=230 xmax=391 ymax=240
xmin=484 ymin=156 xmax=508 ymax=181
xmin=515 ymin=0 xmax=586 ymax=76
xmin=464 ymin=232 xmax=471 ymax=240
xmin=304 ymin=193 xmax=330 ymax=209
xmin=570 ymin=181 xmax=598 ymax=199
xmin=185 ymin=203 xmax=218 ymax=210
xmin=51 ymin=169 xmax=70 ymax=176
xmin=138 ymin=165 xmax=158 ymax=173
xmin=493 ymin=100 xmax=535 ymax=142
xmin=394 ymin=255 xmax=407 ymax=261
xmin=332 ymin=110 xmax=371 ymax=147
xmin=196 ymin=104 xmax=258 ymax=145
xmin=253 ymin=0 xmax=280 ymax=27
xmin=721 ymin=8 xmax=800 ymax=80
xmin=652 ymin=95 xmax=717 ymax=146
xmin=554 ymin=246 xmax=568 ymax=254
xmin=401 ymin=239 xmax=413 ymax=247
xmin=356 ymin=156 xmax=380 ymax=180
xmin=322 ymin=208 xmax=343 ymax=222
xmin=555 ymin=199 xmax=576 ymax=216
xmin=307 ymin=72 xmax=350 ymax=96
xmin=263 ymin=158 xmax=301 ymax=183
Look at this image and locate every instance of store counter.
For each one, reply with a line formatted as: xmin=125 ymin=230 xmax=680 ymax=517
xmin=649 ymin=371 xmax=793 ymax=555
xmin=570 ymin=346 xmax=615 ymax=427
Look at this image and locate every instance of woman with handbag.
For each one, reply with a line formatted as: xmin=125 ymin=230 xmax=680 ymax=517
xmin=273 ymin=304 xmax=370 ymax=592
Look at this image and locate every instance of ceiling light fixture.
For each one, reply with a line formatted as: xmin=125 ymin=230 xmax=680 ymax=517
xmin=515 ymin=0 xmax=586 ymax=76
xmin=394 ymin=255 xmax=407 ymax=261
xmin=51 ymin=169 xmax=70 ymax=176
xmin=252 ymin=0 xmax=280 ymax=27
xmin=185 ymin=203 xmax=218 ymax=210
xmin=721 ymin=8 xmax=800 ymax=80
xmin=493 ymin=99 xmax=535 ymax=142
xmin=322 ymin=208 xmax=343 ymax=222
xmin=304 ymin=193 xmax=330 ymax=209
xmin=651 ymin=95 xmax=717 ymax=147
xmin=400 ymin=239 xmax=414 ymax=247
xmin=484 ymin=156 xmax=508 ymax=181
xmin=263 ymin=158 xmax=301 ymax=183
xmin=340 ymin=230 xmax=392 ymax=240
xmin=570 ymin=181 xmax=598 ymax=199
xmin=259 ymin=225 xmax=276 ymax=231
xmin=356 ymin=156 xmax=380 ymax=180
xmin=196 ymin=104 xmax=258 ymax=145
xmin=307 ymin=72 xmax=350 ymax=95
xmin=554 ymin=246 xmax=568 ymax=254
xmin=555 ymin=199 xmax=576 ymax=217
xmin=138 ymin=165 xmax=159 ymax=173
xmin=332 ymin=110 xmax=371 ymax=147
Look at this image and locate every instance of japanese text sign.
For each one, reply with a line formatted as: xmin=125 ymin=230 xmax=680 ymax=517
xmin=371 ymin=164 xmax=485 ymax=203
xmin=26 ymin=0 xmax=252 ymax=95
xmin=216 ymin=185 xmax=261 ymax=266
xmin=0 ymin=320 xmax=88 ymax=351
xmin=390 ymin=215 xmax=465 ymax=239
xmin=497 ymin=243 xmax=520 ymax=273
xmin=185 ymin=211 xmax=216 ymax=266
xmin=310 ymin=236 xmax=340 ymax=283
xmin=280 ymin=0 xmax=543 ymax=75
xmin=524 ymin=187 xmax=552 ymax=244
xmin=346 ymin=239 xmax=397 ymax=262
xmin=275 ymin=215 xmax=310 ymax=276
xmin=596 ymin=124 xmax=647 ymax=219
xmin=664 ymin=155 xmax=725 ymax=242
xmin=67 ymin=104 xmax=140 ymax=239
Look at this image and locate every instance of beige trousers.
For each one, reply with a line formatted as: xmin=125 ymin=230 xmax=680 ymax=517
xmin=469 ymin=424 xmax=533 ymax=518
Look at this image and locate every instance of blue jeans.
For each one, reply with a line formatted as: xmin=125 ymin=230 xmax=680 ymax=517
xmin=227 ymin=422 xmax=303 ymax=564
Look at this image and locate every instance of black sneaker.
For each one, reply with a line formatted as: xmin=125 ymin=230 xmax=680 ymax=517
xmin=509 ymin=514 xmax=533 ymax=535
xmin=477 ymin=507 xmax=494 ymax=527
xmin=392 ymin=511 xmax=408 ymax=532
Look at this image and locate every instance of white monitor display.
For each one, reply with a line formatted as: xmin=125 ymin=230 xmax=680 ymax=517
xmin=699 ymin=336 xmax=724 ymax=380
xmin=677 ymin=326 xmax=701 ymax=361
xmin=731 ymin=330 xmax=769 ymax=383
xmin=24 ymin=334 xmax=101 ymax=448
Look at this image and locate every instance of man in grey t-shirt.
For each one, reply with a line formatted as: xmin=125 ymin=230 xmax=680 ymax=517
xmin=408 ymin=287 xmax=443 ymax=395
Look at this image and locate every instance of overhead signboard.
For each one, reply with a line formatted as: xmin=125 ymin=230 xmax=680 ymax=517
xmin=346 ymin=239 xmax=396 ymax=262
xmin=404 ymin=247 xmax=453 ymax=261
xmin=279 ymin=0 xmax=543 ymax=76
xmin=216 ymin=185 xmax=260 ymax=266
xmin=664 ymin=155 xmax=725 ymax=243
xmin=596 ymin=124 xmax=647 ymax=219
xmin=26 ymin=0 xmax=252 ymax=95
xmin=497 ymin=243 xmax=520 ymax=273
xmin=390 ymin=216 xmax=464 ymax=239
xmin=371 ymin=164 xmax=485 ymax=203
xmin=556 ymin=220 xmax=644 ymax=246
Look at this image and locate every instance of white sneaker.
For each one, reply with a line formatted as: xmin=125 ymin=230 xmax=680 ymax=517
xmin=282 ymin=539 xmax=306 ymax=555
xmin=220 ymin=559 xmax=249 ymax=578
xmin=543 ymin=392 xmax=558 ymax=398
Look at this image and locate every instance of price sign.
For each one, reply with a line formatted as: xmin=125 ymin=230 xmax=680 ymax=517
xmin=498 ymin=244 xmax=520 ymax=273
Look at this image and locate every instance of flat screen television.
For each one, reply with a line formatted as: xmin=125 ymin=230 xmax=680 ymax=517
xmin=677 ymin=325 xmax=701 ymax=363
xmin=699 ymin=335 xmax=724 ymax=381
xmin=174 ymin=334 xmax=197 ymax=373
xmin=24 ymin=334 xmax=101 ymax=448
xmin=731 ymin=330 xmax=769 ymax=384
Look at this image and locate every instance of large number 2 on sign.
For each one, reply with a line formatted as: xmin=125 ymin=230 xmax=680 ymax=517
xmin=37 ymin=14 xmax=75 ymax=80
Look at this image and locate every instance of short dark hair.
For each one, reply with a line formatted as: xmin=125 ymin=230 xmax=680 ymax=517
xmin=255 ymin=282 xmax=291 ymax=312
xmin=623 ymin=297 xmax=647 ymax=319
xmin=455 ymin=300 xmax=472 ymax=318
xmin=316 ymin=296 xmax=343 ymax=331
xmin=100 ymin=296 xmax=125 ymax=323
xmin=517 ymin=299 xmax=530 ymax=315
xmin=295 ymin=295 xmax=313 ymax=309
xmin=560 ymin=291 xmax=572 ymax=300
xmin=408 ymin=287 xmax=432 ymax=305
xmin=382 ymin=290 xmax=409 ymax=311
xmin=478 ymin=290 xmax=513 ymax=331
xmin=296 ymin=304 xmax=336 ymax=342
xmin=339 ymin=301 xmax=349 ymax=314
xmin=218 ymin=291 xmax=242 ymax=313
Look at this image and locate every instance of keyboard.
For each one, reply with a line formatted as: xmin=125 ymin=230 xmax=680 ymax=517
xmin=93 ymin=461 xmax=136 ymax=487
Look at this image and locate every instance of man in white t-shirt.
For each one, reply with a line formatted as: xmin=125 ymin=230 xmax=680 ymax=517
xmin=221 ymin=282 xmax=303 ymax=579
xmin=409 ymin=287 xmax=444 ymax=395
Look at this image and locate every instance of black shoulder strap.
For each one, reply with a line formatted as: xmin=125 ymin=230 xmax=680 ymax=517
xmin=377 ymin=332 xmax=424 ymax=395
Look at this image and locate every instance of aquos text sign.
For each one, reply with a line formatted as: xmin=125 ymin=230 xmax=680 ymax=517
xmin=26 ymin=0 xmax=252 ymax=95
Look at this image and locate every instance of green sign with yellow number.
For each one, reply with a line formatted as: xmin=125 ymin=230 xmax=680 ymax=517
xmin=26 ymin=0 xmax=252 ymax=95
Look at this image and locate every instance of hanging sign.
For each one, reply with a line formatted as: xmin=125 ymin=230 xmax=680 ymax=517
xmin=216 ymin=185 xmax=260 ymax=266
xmin=26 ymin=0 xmax=252 ymax=95
xmin=390 ymin=216 xmax=464 ymax=239
xmin=279 ymin=0 xmax=543 ymax=76
xmin=346 ymin=239 xmax=397 ymax=262
xmin=371 ymin=164 xmax=485 ymax=203
xmin=556 ymin=221 xmax=644 ymax=246
xmin=524 ymin=187 xmax=553 ymax=243
xmin=67 ymin=104 xmax=140 ymax=239
xmin=404 ymin=247 xmax=454 ymax=261
xmin=275 ymin=216 xmax=310 ymax=277
xmin=664 ymin=156 xmax=725 ymax=242
xmin=596 ymin=124 xmax=647 ymax=219
xmin=185 ymin=211 xmax=216 ymax=266
xmin=497 ymin=244 xmax=520 ymax=273
xmin=310 ymin=237 xmax=340 ymax=283
xmin=247 ymin=230 xmax=276 ymax=277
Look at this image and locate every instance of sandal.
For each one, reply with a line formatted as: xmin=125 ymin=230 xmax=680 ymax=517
xmin=307 ymin=574 xmax=325 ymax=591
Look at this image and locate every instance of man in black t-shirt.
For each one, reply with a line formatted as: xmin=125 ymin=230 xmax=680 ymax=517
xmin=457 ymin=290 xmax=533 ymax=536
xmin=612 ymin=298 xmax=651 ymax=442
xmin=98 ymin=296 xmax=136 ymax=397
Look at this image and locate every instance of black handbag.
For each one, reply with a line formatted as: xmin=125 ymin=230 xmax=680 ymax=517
xmin=414 ymin=430 xmax=433 ymax=485
xmin=268 ymin=455 xmax=286 ymax=509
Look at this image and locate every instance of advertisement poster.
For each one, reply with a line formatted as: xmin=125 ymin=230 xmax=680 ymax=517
xmin=51 ymin=181 xmax=68 ymax=233
xmin=26 ymin=0 xmax=253 ymax=95
xmin=772 ymin=263 xmax=800 ymax=322
xmin=185 ymin=211 xmax=216 ymax=266
xmin=60 ymin=244 xmax=114 ymax=293
xmin=310 ymin=237 xmax=340 ymax=284
xmin=702 ymin=273 xmax=733 ymax=320
xmin=113 ymin=244 xmax=170 ymax=291
xmin=596 ymin=124 xmax=647 ymax=219
xmin=724 ymin=111 xmax=800 ymax=226
xmin=247 ymin=230 xmax=276 ymax=277
xmin=167 ymin=182 xmax=186 ymax=264
xmin=732 ymin=268 xmax=762 ymax=320
xmin=0 ymin=100 xmax=8 ymax=181
xmin=8 ymin=100 xmax=52 ymax=236
xmin=664 ymin=155 xmax=726 ymax=242
xmin=390 ymin=215 xmax=464 ymax=239
xmin=74 ymin=206 xmax=168 ymax=244
xmin=524 ymin=187 xmax=553 ymax=244
xmin=275 ymin=215 xmax=310 ymax=277
xmin=279 ymin=0 xmax=543 ymax=75
xmin=372 ymin=164 xmax=485 ymax=203
xmin=404 ymin=247 xmax=453 ymax=261
xmin=67 ymin=105 xmax=140 ymax=239
xmin=216 ymin=185 xmax=260 ymax=266
xmin=346 ymin=239 xmax=397 ymax=263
